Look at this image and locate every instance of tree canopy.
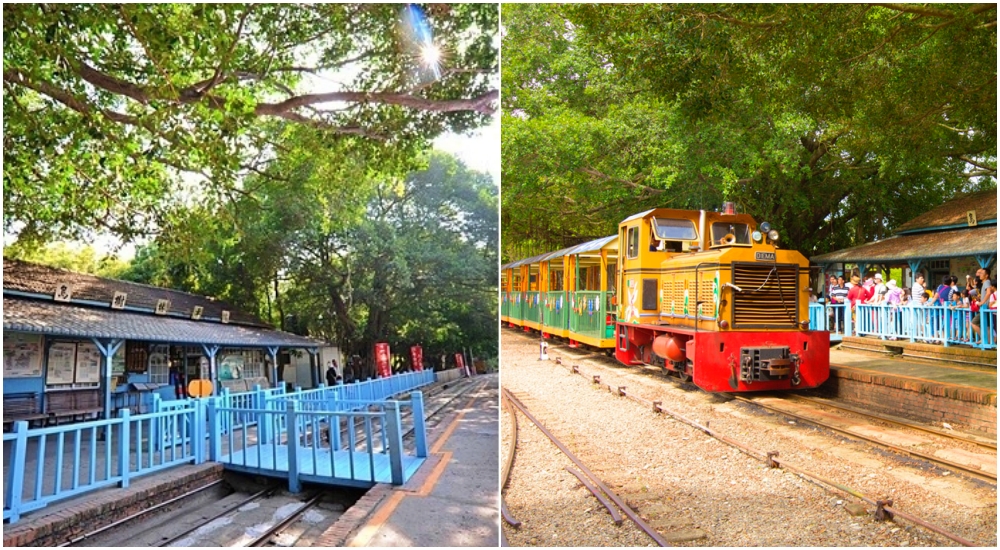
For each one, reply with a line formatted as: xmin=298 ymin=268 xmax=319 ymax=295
xmin=4 ymin=3 xmax=498 ymax=244
xmin=501 ymin=3 xmax=996 ymax=261
xmin=119 ymin=146 xmax=498 ymax=366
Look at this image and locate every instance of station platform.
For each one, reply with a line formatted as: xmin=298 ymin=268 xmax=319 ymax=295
xmin=315 ymin=374 xmax=499 ymax=547
xmin=818 ymin=345 xmax=997 ymax=438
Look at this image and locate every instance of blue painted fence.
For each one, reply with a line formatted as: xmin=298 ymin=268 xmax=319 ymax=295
xmin=3 ymin=406 xmax=200 ymax=523
xmin=4 ymin=372 xmax=435 ymax=524
xmin=808 ymin=303 xmax=997 ymax=350
xmin=211 ymin=394 xmax=427 ymax=492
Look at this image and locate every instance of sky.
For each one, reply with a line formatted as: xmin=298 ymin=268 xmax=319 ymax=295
xmin=434 ymin=113 xmax=500 ymax=183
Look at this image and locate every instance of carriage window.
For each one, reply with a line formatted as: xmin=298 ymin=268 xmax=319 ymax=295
xmin=711 ymin=222 xmax=751 ymax=246
xmin=627 ymin=226 xmax=639 ymax=259
xmin=651 ymin=218 xmax=698 ymax=241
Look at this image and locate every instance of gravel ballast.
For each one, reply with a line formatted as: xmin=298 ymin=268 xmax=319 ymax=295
xmin=500 ymin=331 xmax=997 ymax=547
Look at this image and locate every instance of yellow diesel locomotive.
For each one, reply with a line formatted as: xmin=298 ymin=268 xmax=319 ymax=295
xmin=502 ymin=204 xmax=830 ymax=392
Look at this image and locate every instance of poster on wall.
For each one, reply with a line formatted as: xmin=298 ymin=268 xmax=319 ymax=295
xmin=112 ymin=345 xmax=126 ymax=375
xmin=47 ymin=342 xmax=77 ymax=384
xmin=3 ymin=333 xmax=43 ymax=378
xmin=75 ymin=342 xmax=102 ymax=384
xmin=219 ymin=354 xmax=245 ymax=380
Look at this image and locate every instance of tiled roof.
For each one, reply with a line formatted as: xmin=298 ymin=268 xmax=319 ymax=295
xmin=4 ymin=297 xmax=322 ymax=348
xmin=895 ymin=189 xmax=997 ymax=233
xmin=3 ymin=258 xmax=265 ymax=327
xmin=811 ymin=225 xmax=997 ymax=264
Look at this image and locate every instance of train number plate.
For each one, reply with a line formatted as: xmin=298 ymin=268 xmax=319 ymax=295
xmin=755 ymin=252 xmax=776 ymax=261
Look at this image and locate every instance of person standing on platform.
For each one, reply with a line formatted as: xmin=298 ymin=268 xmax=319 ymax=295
xmin=169 ymin=365 xmax=186 ymax=400
xmin=912 ymin=273 xmax=926 ymax=306
xmin=829 ymin=279 xmax=848 ymax=330
xmin=326 ymin=360 xmax=338 ymax=386
xmin=971 ymin=268 xmax=993 ymax=342
xmin=931 ymin=275 xmax=952 ymax=306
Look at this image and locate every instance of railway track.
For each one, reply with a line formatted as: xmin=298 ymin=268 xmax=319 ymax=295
xmin=501 ymin=388 xmax=668 ymax=546
xmin=735 ymin=394 xmax=997 ymax=484
xmin=504 ymin=330 xmax=989 ymax=546
xmin=533 ymin=333 xmax=997 ymax=484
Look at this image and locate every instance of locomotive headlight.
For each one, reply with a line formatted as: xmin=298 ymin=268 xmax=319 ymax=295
xmin=767 ymin=229 xmax=780 ymax=242
xmin=751 ymin=230 xmax=763 ymax=242
xmin=760 ymin=222 xmax=771 ymax=233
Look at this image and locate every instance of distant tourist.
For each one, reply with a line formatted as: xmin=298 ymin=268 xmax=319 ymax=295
xmin=911 ymin=273 xmax=925 ymax=306
xmin=326 ymin=360 xmax=338 ymax=386
xmin=931 ymin=275 xmax=952 ymax=306
xmin=885 ymin=280 xmax=903 ymax=306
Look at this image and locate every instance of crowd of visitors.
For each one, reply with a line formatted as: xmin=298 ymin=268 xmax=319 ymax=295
xmin=820 ymin=267 xmax=996 ymax=344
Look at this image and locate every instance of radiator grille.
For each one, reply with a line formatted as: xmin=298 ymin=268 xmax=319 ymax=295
xmin=731 ymin=263 xmax=799 ymax=328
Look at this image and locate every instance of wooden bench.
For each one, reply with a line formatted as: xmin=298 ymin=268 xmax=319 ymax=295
xmin=3 ymin=392 xmax=49 ymax=430
xmin=46 ymin=389 xmax=103 ymax=424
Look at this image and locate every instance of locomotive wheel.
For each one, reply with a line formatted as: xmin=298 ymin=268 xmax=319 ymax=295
xmin=678 ymin=360 xmax=693 ymax=383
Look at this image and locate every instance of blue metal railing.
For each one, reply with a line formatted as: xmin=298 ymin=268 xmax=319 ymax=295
xmin=808 ymin=303 xmax=996 ymax=350
xmin=4 ymin=371 xmax=436 ymax=524
xmin=210 ymin=394 xmax=427 ymax=491
xmin=3 ymin=406 xmax=199 ymax=523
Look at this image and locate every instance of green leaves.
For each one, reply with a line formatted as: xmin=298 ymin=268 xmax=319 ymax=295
xmin=502 ymin=4 xmax=996 ymax=260
xmin=4 ymin=3 xmax=498 ymax=245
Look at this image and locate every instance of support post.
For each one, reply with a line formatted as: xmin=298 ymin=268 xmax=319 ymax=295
xmin=207 ymin=397 xmax=221 ymax=461
xmin=411 ymin=391 xmax=428 ymax=458
xmin=266 ymin=346 xmax=280 ymax=391
xmin=193 ymin=396 xmax=206 ymax=463
xmin=384 ymin=401 xmax=405 ymax=485
xmin=200 ymin=344 xmax=220 ymax=396
xmin=287 ymin=400 xmax=301 ymax=493
xmin=92 ymin=338 xmax=124 ymax=421
xmin=307 ymin=347 xmax=319 ymax=389
xmin=6 ymin=421 xmax=29 ymax=522
xmin=118 ymin=409 xmax=131 ymax=487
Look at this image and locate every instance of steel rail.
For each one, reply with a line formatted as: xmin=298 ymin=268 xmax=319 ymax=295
xmin=735 ymin=395 xmax=997 ymax=484
xmin=549 ymin=352 xmax=980 ymax=547
xmin=502 ymin=388 xmax=670 ymax=547
xmin=501 ymin=395 xmax=518 ymax=491
xmin=157 ymin=485 xmax=279 ymax=547
xmin=788 ymin=394 xmax=997 ymax=450
xmin=59 ymin=479 xmax=226 ymax=547
xmin=500 ymin=393 xmax=522 ymax=528
xmin=501 ymin=499 xmax=521 ymax=528
xmin=564 ymin=466 xmax=623 ymax=525
xmin=245 ymin=492 xmax=324 ymax=547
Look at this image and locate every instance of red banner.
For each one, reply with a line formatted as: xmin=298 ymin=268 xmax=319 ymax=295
xmin=455 ymin=353 xmax=470 ymax=377
xmin=410 ymin=345 xmax=423 ymax=372
xmin=375 ymin=342 xmax=391 ymax=378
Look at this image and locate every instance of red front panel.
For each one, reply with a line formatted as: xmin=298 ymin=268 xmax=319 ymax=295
xmin=614 ymin=322 xmax=829 ymax=392
xmin=691 ymin=330 xmax=829 ymax=392
xmin=375 ymin=342 xmax=391 ymax=378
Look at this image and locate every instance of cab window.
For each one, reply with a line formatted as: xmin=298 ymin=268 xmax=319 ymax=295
xmin=711 ymin=222 xmax=751 ymax=246
xmin=651 ymin=218 xmax=698 ymax=241
xmin=626 ymin=226 xmax=639 ymax=259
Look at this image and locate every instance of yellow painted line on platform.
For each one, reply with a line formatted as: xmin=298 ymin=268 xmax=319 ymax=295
xmin=348 ymin=389 xmax=482 ymax=547
xmin=348 ymin=492 xmax=406 ymax=547
xmin=416 ymin=450 xmax=453 ymax=497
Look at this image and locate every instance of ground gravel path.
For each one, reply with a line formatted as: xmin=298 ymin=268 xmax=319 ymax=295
xmin=500 ymin=331 xmax=997 ymax=547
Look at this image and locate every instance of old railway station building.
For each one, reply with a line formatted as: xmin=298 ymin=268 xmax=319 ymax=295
xmin=3 ymin=258 xmax=326 ymax=427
